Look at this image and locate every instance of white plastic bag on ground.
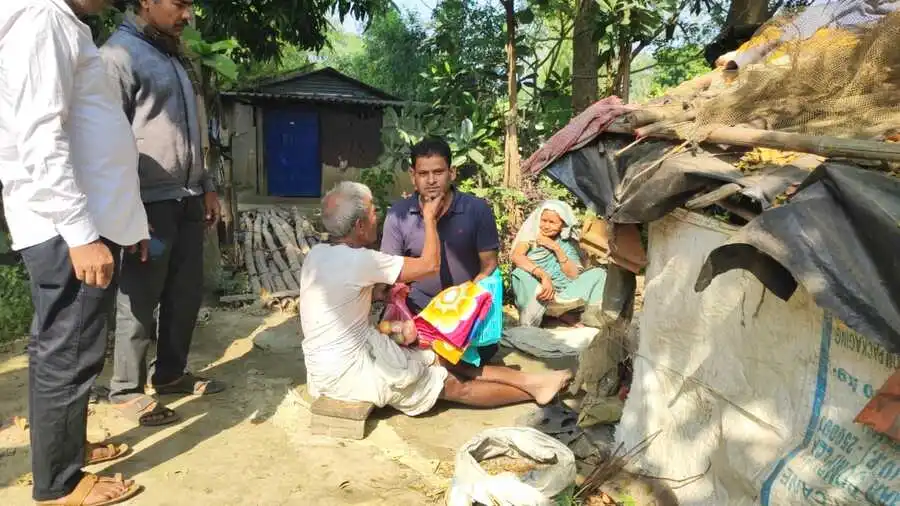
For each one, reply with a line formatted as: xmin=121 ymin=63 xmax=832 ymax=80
xmin=447 ymin=427 xmax=576 ymax=506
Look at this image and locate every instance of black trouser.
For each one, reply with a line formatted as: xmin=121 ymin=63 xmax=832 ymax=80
xmin=109 ymin=196 xmax=205 ymax=403
xmin=20 ymin=236 xmax=120 ymax=501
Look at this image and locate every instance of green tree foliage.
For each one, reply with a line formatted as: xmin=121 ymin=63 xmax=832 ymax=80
xmin=194 ymin=0 xmax=389 ymax=62
xmin=336 ymin=10 xmax=430 ymax=100
xmin=235 ymin=44 xmax=312 ymax=85
xmin=428 ymin=0 xmax=508 ymax=101
xmin=647 ymin=43 xmax=709 ymax=96
xmin=0 ymin=264 xmax=31 ymax=342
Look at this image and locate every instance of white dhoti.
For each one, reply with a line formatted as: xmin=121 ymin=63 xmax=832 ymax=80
xmin=306 ymin=329 xmax=448 ymax=416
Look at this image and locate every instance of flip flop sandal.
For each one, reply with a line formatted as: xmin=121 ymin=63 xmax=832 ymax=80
xmin=35 ymin=472 xmax=141 ymax=506
xmin=515 ymin=403 xmax=579 ymax=435
xmin=153 ymin=373 xmax=225 ymax=396
xmin=85 ymin=443 xmax=130 ymax=466
xmin=113 ymin=396 xmax=180 ymax=427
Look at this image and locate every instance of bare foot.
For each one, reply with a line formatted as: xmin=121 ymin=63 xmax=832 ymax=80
xmin=528 ymin=370 xmax=574 ymax=405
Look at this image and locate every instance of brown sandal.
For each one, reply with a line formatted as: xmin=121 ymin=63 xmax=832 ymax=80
xmin=153 ymin=373 xmax=225 ymax=396
xmin=84 ymin=442 xmax=130 ymax=466
xmin=113 ymin=395 xmax=180 ymax=427
xmin=35 ymin=472 xmax=141 ymax=506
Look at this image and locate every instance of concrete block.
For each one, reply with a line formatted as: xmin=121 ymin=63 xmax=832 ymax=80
xmin=310 ymin=396 xmax=374 ymax=421
xmin=310 ymin=413 xmax=368 ymax=440
xmin=309 ymin=396 xmax=375 ymax=440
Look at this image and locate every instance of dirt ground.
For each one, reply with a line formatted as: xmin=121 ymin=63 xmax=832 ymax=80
xmin=0 ymin=308 xmax=577 ymax=506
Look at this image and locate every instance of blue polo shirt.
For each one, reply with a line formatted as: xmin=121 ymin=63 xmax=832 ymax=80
xmin=380 ymin=190 xmax=500 ymax=312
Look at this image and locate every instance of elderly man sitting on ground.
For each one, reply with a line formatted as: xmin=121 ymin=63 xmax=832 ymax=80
xmin=298 ymin=182 xmax=572 ymax=415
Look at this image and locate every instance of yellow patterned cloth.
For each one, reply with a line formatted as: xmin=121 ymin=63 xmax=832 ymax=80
xmin=414 ymin=281 xmax=493 ymax=351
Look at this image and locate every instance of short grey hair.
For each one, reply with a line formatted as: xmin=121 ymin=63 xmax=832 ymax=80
xmin=321 ymin=181 xmax=373 ymax=239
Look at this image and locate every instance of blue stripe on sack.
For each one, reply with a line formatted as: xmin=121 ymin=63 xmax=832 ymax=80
xmin=759 ymin=314 xmax=833 ymax=504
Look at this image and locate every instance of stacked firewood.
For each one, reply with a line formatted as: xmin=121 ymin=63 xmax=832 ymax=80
xmin=232 ymin=207 xmax=326 ymax=307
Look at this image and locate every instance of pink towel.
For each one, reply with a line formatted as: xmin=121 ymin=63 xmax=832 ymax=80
xmin=522 ymin=96 xmax=634 ymax=175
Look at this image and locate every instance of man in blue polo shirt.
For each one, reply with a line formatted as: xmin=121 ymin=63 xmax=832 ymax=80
xmin=382 ymin=134 xmax=500 ymax=291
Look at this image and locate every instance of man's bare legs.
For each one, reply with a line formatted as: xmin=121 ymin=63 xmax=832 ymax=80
xmin=440 ymin=374 xmax=533 ymax=407
xmin=438 ymin=359 xmax=572 ymax=407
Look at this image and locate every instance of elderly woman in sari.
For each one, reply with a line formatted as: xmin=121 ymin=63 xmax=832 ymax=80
xmin=511 ymin=200 xmax=607 ymax=327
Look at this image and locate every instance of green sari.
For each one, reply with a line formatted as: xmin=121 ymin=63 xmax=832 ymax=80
xmin=511 ymin=237 xmax=607 ymax=327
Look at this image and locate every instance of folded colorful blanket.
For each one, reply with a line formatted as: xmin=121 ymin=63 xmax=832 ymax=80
xmin=414 ymin=281 xmax=493 ymax=351
xmin=461 ymin=268 xmax=505 ymax=366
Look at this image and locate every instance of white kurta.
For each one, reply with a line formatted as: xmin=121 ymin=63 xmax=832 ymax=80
xmin=299 ymin=244 xmax=447 ymax=416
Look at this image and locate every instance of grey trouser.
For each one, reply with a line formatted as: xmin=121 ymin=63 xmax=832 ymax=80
xmin=20 ymin=236 xmax=120 ymax=501
xmin=109 ymin=196 xmax=205 ymax=402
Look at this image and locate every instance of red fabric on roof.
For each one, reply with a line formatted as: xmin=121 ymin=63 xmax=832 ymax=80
xmin=522 ymin=96 xmax=634 ymax=175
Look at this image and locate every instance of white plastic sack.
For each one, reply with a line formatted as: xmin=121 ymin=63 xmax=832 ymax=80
xmin=447 ymin=427 xmax=576 ymax=506
xmin=616 ymin=210 xmax=900 ymax=505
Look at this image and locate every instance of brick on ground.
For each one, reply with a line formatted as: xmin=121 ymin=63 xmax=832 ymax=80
xmin=310 ymin=396 xmax=375 ymax=440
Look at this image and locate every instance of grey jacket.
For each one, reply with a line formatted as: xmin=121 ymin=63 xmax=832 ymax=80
xmin=100 ymin=19 xmax=215 ymax=203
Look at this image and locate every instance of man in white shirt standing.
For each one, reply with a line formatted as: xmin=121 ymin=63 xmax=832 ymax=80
xmin=0 ymin=0 xmax=146 ymax=504
xmin=299 ymin=182 xmax=572 ymax=417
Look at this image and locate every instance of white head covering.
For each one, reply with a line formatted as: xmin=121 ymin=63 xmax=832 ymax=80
xmin=513 ymin=199 xmax=579 ymax=248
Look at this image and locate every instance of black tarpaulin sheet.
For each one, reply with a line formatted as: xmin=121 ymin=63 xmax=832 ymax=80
xmin=696 ymin=162 xmax=900 ymax=354
xmin=543 ymin=138 xmax=630 ymax=215
xmin=545 ymin=139 xmax=735 ymax=222
xmin=542 ymin=136 xmax=899 ymax=352
xmin=545 ymin=138 xmax=812 ymax=223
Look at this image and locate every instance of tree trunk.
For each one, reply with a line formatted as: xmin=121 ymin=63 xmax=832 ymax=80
xmin=611 ymin=36 xmax=632 ymax=102
xmin=502 ymin=0 xmax=521 ymax=189
xmin=572 ymin=0 xmax=599 ymax=113
xmin=705 ymin=0 xmax=774 ymax=64
xmin=725 ymin=0 xmax=770 ymax=27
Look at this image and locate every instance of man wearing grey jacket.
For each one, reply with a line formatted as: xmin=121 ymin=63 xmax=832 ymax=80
xmin=101 ymin=0 xmax=224 ymax=426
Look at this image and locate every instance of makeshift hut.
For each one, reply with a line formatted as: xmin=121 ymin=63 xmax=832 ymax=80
xmin=523 ymin=1 xmax=900 ymax=504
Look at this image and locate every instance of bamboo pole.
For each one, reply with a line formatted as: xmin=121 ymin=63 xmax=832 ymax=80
xmin=257 ymin=257 xmax=274 ymax=294
xmin=241 ymin=215 xmax=257 ymax=276
xmin=241 ymin=215 xmax=262 ymax=294
xmin=269 ymin=261 xmax=287 ymax=292
xmin=606 ymin=123 xmax=900 ymax=162
xmin=623 ymin=104 xmax=689 ymax=130
xmin=259 ymin=211 xmax=279 ymax=252
xmin=220 ymin=288 xmax=303 ymax=303
xmin=633 ymin=111 xmax=696 ymax=138
xmin=300 ymin=216 xmax=316 ymax=236
xmin=685 ymin=183 xmax=743 ymax=210
xmin=292 ymin=208 xmax=310 ymax=254
xmin=281 ymin=270 xmax=299 ymax=291
xmin=253 ymin=213 xmax=264 ymax=251
xmin=270 ymin=250 xmax=290 ymax=275
xmin=270 ymin=214 xmax=304 ymax=268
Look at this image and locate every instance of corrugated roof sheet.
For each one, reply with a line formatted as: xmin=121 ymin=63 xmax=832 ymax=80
xmin=221 ymin=91 xmax=409 ymax=107
xmin=222 ymin=67 xmax=410 ymax=107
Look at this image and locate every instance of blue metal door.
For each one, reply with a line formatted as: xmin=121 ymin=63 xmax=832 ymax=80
xmin=264 ymin=108 xmax=321 ymax=197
